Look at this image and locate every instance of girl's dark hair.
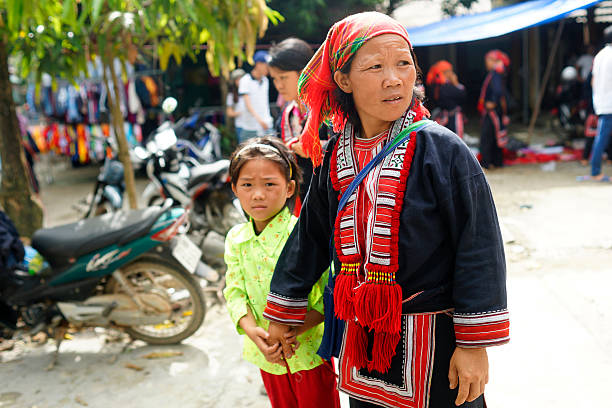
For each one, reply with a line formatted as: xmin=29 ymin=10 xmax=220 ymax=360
xmin=229 ymin=136 xmax=303 ymax=206
xmin=333 ymin=47 xmax=424 ymax=130
xmin=268 ymin=38 xmax=314 ymax=72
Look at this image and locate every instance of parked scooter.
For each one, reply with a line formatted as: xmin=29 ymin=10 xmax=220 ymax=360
xmin=74 ymin=159 xmax=125 ymax=218
xmin=552 ymin=66 xmax=586 ymax=139
xmin=141 ymin=122 xmax=245 ymax=304
xmin=0 ymin=200 xmax=205 ymax=364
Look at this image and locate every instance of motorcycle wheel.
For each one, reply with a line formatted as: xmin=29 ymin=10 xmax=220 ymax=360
xmin=107 ymin=255 xmax=206 ymax=345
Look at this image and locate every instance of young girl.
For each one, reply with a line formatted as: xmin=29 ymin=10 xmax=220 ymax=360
xmin=223 ymin=137 xmax=340 ymax=408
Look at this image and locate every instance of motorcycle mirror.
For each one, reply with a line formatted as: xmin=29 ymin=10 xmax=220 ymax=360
xmin=154 ymin=128 xmax=177 ymax=151
xmin=161 ymin=97 xmax=178 ymax=114
xmin=146 ymin=140 xmax=157 ymax=154
xmin=134 ymin=146 xmax=149 ymax=160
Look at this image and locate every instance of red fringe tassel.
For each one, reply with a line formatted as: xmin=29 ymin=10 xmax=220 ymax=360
xmin=354 ymin=280 xmax=402 ymax=334
xmin=367 ymin=331 xmax=401 ymax=373
xmin=345 ymin=320 xmax=368 ymax=371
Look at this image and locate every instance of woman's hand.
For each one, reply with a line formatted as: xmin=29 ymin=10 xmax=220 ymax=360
xmin=448 ymin=347 xmax=489 ymax=406
xmin=267 ymin=321 xmax=296 ymax=359
xmin=291 ymin=142 xmax=307 ymax=158
xmin=246 ymin=326 xmax=284 ymax=364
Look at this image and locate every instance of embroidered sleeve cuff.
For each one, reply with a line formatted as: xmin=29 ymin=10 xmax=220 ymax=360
xmin=453 ymin=309 xmax=510 ymax=347
xmin=263 ymin=292 xmax=308 ymax=325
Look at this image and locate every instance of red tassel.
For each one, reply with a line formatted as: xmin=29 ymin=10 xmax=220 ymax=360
xmin=334 ymin=263 xmax=358 ymax=320
xmin=354 ymin=280 xmax=402 ymax=334
xmin=367 ymin=331 xmax=401 ymax=374
xmin=345 ymin=321 xmax=368 ymax=371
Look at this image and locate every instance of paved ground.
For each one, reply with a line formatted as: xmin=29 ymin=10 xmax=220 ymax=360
xmin=1 ymin=150 xmax=612 ymax=407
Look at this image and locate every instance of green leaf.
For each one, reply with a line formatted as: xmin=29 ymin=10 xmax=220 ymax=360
xmin=92 ymin=0 xmax=105 ymax=21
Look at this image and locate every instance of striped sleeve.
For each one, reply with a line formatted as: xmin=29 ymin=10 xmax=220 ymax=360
xmin=453 ymin=309 xmax=510 ymax=348
xmin=263 ymin=292 xmax=308 ymax=325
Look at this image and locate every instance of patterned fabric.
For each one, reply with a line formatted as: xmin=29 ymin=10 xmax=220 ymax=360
xmin=338 ymin=314 xmax=436 ymax=408
xmin=223 ymin=207 xmax=328 ymax=375
xmin=330 ymin=101 xmax=428 ymax=373
xmin=297 ymin=11 xmax=412 ymax=166
xmin=453 ymin=309 xmax=510 ymax=347
xmin=280 ymin=100 xmax=307 ymax=148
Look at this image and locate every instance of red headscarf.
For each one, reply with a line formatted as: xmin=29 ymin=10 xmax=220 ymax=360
xmin=426 ymin=60 xmax=453 ymax=86
xmin=486 ymin=49 xmax=510 ymax=74
xmin=297 ymin=12 xmax=412 ymax=166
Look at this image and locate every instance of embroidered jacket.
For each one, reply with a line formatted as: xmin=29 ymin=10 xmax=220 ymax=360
xmin=223 ymin=207 xmax=328 ymax=374
xmin=264 ymin=123 xmax=509 ymax=348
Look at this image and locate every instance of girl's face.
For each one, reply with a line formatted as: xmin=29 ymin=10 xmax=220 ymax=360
xmin=334 ymin=34 xmax=416 ymax=135
xmin=269 ymin=67 xmax=300 ymax=103
xmin=232 ymin=158 xmax=295 ymax=233
xmin=485 ymin=55 xmax=496 ymax=71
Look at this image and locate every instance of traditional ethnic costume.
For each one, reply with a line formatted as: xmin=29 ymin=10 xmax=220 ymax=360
xmin=478 ymin=50 xmax=510 ymax=168
xmin=426 ymin=61 xmax=466 ymax=139
xmin=263 ymin=12 xmax=509 ymax=408
xmin=278 ymin=100 xmax=328 ymax=213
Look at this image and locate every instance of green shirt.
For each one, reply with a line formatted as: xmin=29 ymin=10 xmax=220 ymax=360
xmin=223 ymin=207 xmax=327 ymax=374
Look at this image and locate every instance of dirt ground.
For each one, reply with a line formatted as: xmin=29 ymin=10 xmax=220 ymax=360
xmin=1 ymin=141 xmax=612 ymax=407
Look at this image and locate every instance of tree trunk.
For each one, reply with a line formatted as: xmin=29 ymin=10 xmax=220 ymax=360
xmin=102 ymin=58 xmax=138 ymax=209
xmin=0 ymin=40 xmax=43 ymax=237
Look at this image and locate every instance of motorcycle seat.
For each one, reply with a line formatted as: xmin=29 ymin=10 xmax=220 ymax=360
xmin=187 ymin=160 xmax=230 ymax=190
xmin=31 ymin=207 xmax=164 ymax=266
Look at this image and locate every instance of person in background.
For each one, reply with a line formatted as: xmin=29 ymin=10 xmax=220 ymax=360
xmin=426 ymin=60 xmax=467 ymax=139
xmin=238 ymin=51 xmax=273 ymax=142
xmin=575 ymin=45 xmax=596 ymax=84
xmin=582 ymin=25 xmax=612 ymax=182
xmin=226 ymin=69 xmax=246 ymax=142
xmin=224 ymin=137 xmax=340 ymax=408
xmin=478 ymin=49 xmax=510 ymax=169
xmin=268 ymin=38 xmax=318 ymax=213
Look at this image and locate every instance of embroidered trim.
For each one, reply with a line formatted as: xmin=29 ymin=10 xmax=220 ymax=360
xmin=263 ymin=292 xmax=308 ymax=325
xmin=453 ymin=309 xmax=510 ymax=347
xmin=338 ymin=314 xmax=436 ymax=408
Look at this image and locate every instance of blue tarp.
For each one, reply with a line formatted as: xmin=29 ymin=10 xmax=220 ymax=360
xmin=408 ymin=0 xmax=602 ymax=46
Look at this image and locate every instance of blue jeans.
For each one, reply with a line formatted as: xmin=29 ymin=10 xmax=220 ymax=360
xmin=236 ymin=128 xmax=258 ymax=144
xmin=591 ymin=114 xmax=612 ymax=176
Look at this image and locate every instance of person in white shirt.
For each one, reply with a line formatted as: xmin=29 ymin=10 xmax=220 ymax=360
xmin=586 ymin=26 xmax=612 ymax=182
xmin=227 ymin=69 xmax=247 ymax=140
xmin=575 ymin=45 xmax=595 ymax=82
xmin=237 ymin=51 xmax=273 ymax=142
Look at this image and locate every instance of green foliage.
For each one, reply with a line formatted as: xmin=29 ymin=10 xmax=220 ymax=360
xmin=1 ymin=0 xmax=280 ymax=80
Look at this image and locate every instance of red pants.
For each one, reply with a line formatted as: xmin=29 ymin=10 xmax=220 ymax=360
xmin=260 ymin=360 xmax=340 ymax=408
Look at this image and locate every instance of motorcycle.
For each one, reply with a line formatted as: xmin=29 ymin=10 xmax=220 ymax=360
xmin=74 ymin=158 xmax=125 ymax=218
xmin=552 ymin=66 xmax=586 ymax=140
xmin=0 ymin=200 xmax=206 ymax=363
xmin=141 ymin=123 xmax=245 ymax=304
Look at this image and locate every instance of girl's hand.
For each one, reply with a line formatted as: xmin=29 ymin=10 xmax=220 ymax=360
xmin=267 ymin=321 xmax=296 ymax=359
xmin=283 ymin=328 xmax=301 ymax=352
xmin=247 ymin=326 xmax=284 ymax=364
xmin=448 ymin=347 xmax=489 ymax=406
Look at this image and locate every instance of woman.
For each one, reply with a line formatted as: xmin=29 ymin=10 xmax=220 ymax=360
xmin=226 ymin=69 xmax=246 ymax=143
xmin=263 ymin=12 xmax=509 ymax=408
xmin=478 ymin=50 xmax=510 ymax=169
xmin=268 ymin=38 xmax=320 ymax=211
xmin=426 ymin=60 xmax=466 ymax=138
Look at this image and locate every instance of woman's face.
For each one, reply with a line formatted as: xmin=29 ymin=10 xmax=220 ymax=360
xmin=269 ymin=67 xmax=300 ymax=103
xmin=334 ymin=34 xmax=416 ymax=133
